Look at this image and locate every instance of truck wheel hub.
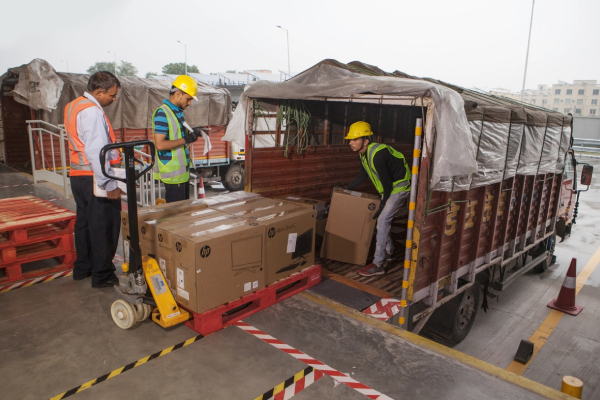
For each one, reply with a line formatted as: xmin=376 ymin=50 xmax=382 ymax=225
xmin=457 ymin=292 xmax=475 ymax=330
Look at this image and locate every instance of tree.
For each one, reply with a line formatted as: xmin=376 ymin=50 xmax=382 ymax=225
xmin=87 ymin=60 xmax=139 ymax=76
xmin=87 ymin=61 xmax=116 ymax=74
xmin=145 ymin=72 xmax=158 ymax=78
xmin=162 ymin=63 xmax=200 ymax=75
xmin=226 ymin=70 xmax=237 ymax=73
xmin=117 ymin=61 xmax=138 ymax=77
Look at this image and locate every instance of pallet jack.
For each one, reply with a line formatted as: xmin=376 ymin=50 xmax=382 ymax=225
xmin=100 ymin=140 xmax=190 ymax=329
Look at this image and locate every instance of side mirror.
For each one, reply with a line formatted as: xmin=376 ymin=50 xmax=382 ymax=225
xmin=581 ymin=164 xmax=593 ymax=186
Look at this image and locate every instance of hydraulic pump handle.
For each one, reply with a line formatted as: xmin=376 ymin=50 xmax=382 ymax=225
xmin=100 ymin=140 xmax=155 ymax=274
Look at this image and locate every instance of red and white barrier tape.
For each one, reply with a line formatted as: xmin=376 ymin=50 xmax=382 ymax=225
xmin=235 ymin=321 xmax=394 ymax=400
xmin=362 ymin=299 xmax=401 ymax=321
xmin=0 ymin=270 xmax=73 ymax=293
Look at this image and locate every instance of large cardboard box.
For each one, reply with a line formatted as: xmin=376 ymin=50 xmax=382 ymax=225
xmin=142 ymin=209 xmax=234 ymax=287
xmin=211 ymin=197 xmax=284 ymax=216
xmin=164 ymin=219 xmax=266 ymax=314
xmin=320 ymin=188 xmax=380 ymax=266
xmin=241 ymin=204 xmax=316 ymax=285
xmin=121 ymin=191 xmax=261 ymax=262
xmin=275 ymin=195 xmax=328 ymax=220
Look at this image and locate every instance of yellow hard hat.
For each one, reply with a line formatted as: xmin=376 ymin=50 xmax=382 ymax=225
xmin=172 ymin=75 xmax=198 ymax=100
xmin=345 ymin=121 xmax=373 ymax=140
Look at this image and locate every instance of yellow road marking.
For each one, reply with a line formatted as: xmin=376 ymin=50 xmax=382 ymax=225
xmin=506 ymin=244 xmax=600 ymax=375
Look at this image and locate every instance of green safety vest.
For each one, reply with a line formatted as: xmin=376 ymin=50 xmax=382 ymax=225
xmin=152 ymin=104 xmax=190 ymax=184
xmin=360 ymin=143 xmax=411 ymax=195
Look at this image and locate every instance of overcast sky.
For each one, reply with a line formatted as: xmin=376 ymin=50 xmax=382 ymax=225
xmin=1 ymin=0 xmax=597 ymax=91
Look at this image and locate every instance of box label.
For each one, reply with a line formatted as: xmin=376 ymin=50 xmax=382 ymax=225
xmin=253 ymin=281 xmax=259 ymax=289
xmin=351 ymin=191 xmax=362 ymax=197
xmin=159 ymin=258 xmax=166 ymax=276
xmin=287 ymin=233 xmax=298 ymax=253
xmin=177 ymin=287 xmax=189 ymax=300
xmin=150 ymin=275 xmax=167 ymax=295
xmin=124 ymin=240 xmax=130 ymax=263
xmin=177 ymin=268 xmax=185 ymax=288
xmin=244 ymin=282 xmax=251 ymax=292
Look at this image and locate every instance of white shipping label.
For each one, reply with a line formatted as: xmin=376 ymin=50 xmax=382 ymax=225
xmin=286 ymin=196 xmax=301 ymax=200
xmin=244 ymin=282 xmax=251 ymax=292
xmin=159 ymin=258 xmax=166 ymax=276
xmin=177 ymin=288 xmax=189 ymax=300
xmin=287 ymin=233 xmax=298 ymax=253
xmin=177 ymin=268 xmax=185 ymax=289
xmin=253 ymin=281 xmax=259 ymax=289
xmin=124 ymin=240 xmax=130 ymax=263
xmin=350 ymin=191 xmax=362 ymax=197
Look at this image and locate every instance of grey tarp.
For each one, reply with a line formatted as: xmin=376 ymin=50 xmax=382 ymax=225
xmin=3 ymin=59 xmax=231 ymax=129
xmin=224 ymin=59 xmax=573 ymax=191
xmin=223 ymin=59 xmax=477 ymax=191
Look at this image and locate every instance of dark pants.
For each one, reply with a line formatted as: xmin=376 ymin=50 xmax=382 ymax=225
xmin=165 ymin=181 xmax=190 ymax=203
xmin=70 ymin=176 xmax=121 ymax=285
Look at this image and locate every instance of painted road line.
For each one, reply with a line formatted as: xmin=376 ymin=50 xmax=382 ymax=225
xmin=300 ymin=291 xmax=573 ymax=400
xmin=49 ymin=335 xmax=203 ymax=400
xmin=362 ymin=298 xmax=401 ymax=321
xmin=253 ymin=366 xmax=323 ymax=400
xmin=506 ymin=245 xmax=600 ymax=376
xmin=235 ymin=321 xmax=394 ymax=400
xmin=0 ymin=270 xmax=73 ymax=293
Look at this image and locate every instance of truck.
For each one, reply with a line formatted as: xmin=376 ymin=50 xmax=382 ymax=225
xmin=0 ymin=59 xmax=245 ymax=194
xmin=224 ymin=59 xmax=593 ymax=346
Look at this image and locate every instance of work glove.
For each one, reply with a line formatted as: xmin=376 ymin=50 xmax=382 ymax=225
xmin=373 ymin=203 xmax=384 ymax=220
xmin=184 ymin=130 xmax=199 ymax=144
xmin=193 ymin=127 xmax=208 ymax=136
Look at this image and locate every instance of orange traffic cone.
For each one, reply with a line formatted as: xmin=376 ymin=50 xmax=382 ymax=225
xmin=547 ymin=258 xmax=583 ymax=316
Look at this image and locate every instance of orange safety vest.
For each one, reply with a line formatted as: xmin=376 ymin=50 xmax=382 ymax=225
xmin=64 ymin=96 xmax=121 ymax=176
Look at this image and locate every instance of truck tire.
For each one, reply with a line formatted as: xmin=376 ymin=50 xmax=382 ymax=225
xmin=222 ymin=164 xmax=244 ymax=192
xmin=420 ymin=282 xmax=481 ymax=347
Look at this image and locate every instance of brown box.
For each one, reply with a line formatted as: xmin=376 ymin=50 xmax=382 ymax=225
xmin=143 ymin=209 xmax=234 ymax=288
xmin=121 ymin=191 xmax=261 ymax=262
xmin=211 ymin=197 xmax=285 ymax=216
xmin=165 ymin=218 xmax=266 ymax=314
xmin=275 ymin=195 xmax=328 ymax=220
xmin=241 ymin=204 xmax=316 ymax=285
xmin=315 ymin=218 xmax=327 ymax=247
xmin=320 ymin=188 xmax=380 ymax=266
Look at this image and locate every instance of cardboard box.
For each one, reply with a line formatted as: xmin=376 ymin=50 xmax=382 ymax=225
xmin=142 ymin=209 xmax=234 ymax=287
xmin=320 ymin=188 xmax=380 ymax=266
xmin=121 ymin=191 xmax=261 ymax=262
xmin=241 ymin=204 xmax=316 ymax=285
xmin=165 ymin=218 xmax=266 ymax=314
xmin=275 ymin=195 xmax=328 ymax=220
xmin=211 ymin=197 xmax=285 ymax=216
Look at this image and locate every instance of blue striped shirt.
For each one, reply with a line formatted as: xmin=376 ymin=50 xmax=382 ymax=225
xmin=153 ymin=99 xmax=190 ymax=164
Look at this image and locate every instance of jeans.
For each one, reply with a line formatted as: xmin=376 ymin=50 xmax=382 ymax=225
xmin=165 ymin=181 xmax=190 ymax=203
xmin=373 ymin=191 xmax=410 ymax=266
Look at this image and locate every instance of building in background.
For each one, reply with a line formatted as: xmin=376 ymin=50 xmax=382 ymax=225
xmin=490 ymin=80 xmax=600 ymax=117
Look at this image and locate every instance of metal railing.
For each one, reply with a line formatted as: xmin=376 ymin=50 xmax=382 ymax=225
xmin=26 ymin=120 xmax=70 ymax=197
xmin=573 ymin=138 xmax=600 ymax=158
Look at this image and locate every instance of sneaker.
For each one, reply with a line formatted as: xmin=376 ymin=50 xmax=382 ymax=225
xmin=92 ymin=275 xmax=119 ymax=288
xmin=357 ymin=264 xmax=385 ymax=277
xmin=73 ymin=271 xmax=92 ymax=281
xmin=385 ymin=251 xmax=396 ymax=261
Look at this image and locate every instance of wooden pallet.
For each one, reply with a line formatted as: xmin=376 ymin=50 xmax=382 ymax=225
xmin=183 ymin=265 xmax=322 ymax=336
xmin=0 ymin=196 xmax=76 ymax=283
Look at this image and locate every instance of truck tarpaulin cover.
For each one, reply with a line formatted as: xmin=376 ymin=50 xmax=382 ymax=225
xmin=224 ymin=59 xmax=572 ymax=191
xmin=3 ymin=59 xmax=232 ymax=129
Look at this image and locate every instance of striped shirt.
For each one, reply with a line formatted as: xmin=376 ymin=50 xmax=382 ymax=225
xmin=153 ymin=99 xmax=190 ymax=164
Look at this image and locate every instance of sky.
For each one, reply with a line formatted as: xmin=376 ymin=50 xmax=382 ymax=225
xmin=1 ymin=0 xmax=598 ymax=92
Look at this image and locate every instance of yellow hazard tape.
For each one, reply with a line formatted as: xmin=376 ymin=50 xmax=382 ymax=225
xmin=415 ymin=127 xmax=422 ymax=136
xmin=407 ymin=220 xmax=414 ymax=229
xmin=254 ymin=366 xmax=319 ymax=400
xmin=406 ymin=240 xmax=413 ymax=248
xmin=412 ymin=166 xmax=419 ymax=175
xmin=400 ymin=300 xmax=407 ymax=307
xmin=402 ymin=281 xmax=409 ymax=289
xmin=49 ymin=335 xmax=203 ymax=400
xmin=413 ymin=149 xmax=421 ymax=158
xmin=404 ymin=260 xmax=411 ymax=269
xmin=399 ymin=317 xmax=406 ymax=324
xmin=409 ymin=202 xmax=416 ymax=210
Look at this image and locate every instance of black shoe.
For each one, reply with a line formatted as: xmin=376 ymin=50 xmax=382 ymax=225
xmin=92 ymin=277 xmax=118 ymax=288
xmin=73 ymin=271 xmax=92 ymax=281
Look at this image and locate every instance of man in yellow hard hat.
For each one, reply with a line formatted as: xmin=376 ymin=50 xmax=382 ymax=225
xmin=152 ymin=75 xmax=201 ymax=203
xmin=344 ymin=121 xmax=411 ymax=277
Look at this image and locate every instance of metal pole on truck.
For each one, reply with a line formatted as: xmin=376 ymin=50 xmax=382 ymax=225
xmin=398 ymin=118 xmax=423 ymax=328
xmin=277 ymin=26 xmax=290 ymax=76
xmin=520 ymin=0 xmax=535 ymax=103
xmin=178 ymin=40 xmax=187 ymax=75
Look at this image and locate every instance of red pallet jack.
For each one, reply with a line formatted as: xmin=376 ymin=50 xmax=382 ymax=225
xmin=100 ymin=141 xmax=321 ymax=333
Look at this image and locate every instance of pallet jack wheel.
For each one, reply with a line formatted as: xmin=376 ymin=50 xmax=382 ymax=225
xmin=111 ymin=299 xmax=137 ymax=329
xmin=142 ymin=304 xmax=152 ymax=321
xmin=134 ymin=303 xmax=146 ymax=322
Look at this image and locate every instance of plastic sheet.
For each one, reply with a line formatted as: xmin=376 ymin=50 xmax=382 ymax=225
xmin=223 ymin=59 xmax=477 ymax=190
xmin=7 ymin=59 xmax=63 ymax=112
xmin=556 ymin=125 xmax=572 ymax=173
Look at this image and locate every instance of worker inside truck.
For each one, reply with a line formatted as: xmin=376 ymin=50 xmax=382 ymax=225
xmin=152 ymin=75 xmax=202 ymax=203
xmin=344 ymin=121 xmax=411 ymax=277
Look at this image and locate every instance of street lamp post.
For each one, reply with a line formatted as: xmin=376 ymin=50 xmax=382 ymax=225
xmin=60 ymin=60 xmax=69 ymax=73
xmin=520 ymin=0 xmax=535 ymax=103
xmin=177 ymin=40 xmax=187 ymax=75
xmin=107 ymin=51 xmax=117 ymax=75
xmin=277 ymin=26 xmax=290 ymax=76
